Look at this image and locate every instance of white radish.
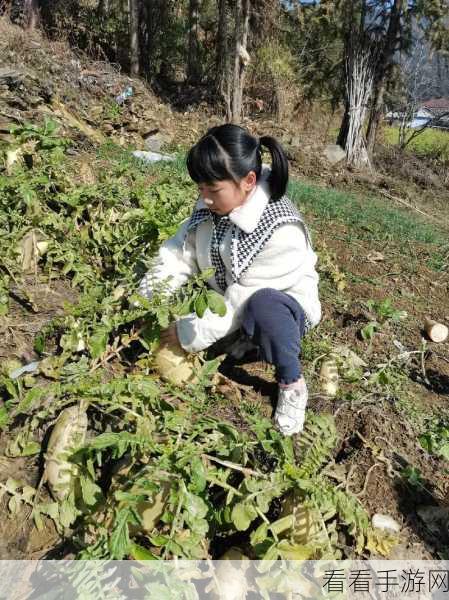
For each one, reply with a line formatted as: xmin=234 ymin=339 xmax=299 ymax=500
xmin=110 ymin=459 xmax=171 ymax=535
xmin=319 ymin=359 xmax=339 ymax=397
xmin=45 ymin=404 xmax=88 ymax=502
xmin=154 ymin=341 xmax=199 ymax=386
xmin=211 ymin=548 xmax=250 ymax=600
xmin=424 ymin=317 xmax=448 ymax=343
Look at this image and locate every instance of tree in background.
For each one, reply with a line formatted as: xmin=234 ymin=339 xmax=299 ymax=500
xmin=129 ymin=0 xmax=140 ymax=75
xmin=328 ymin=0 xmax=449 ymax=157
xmin=187 ymin=0 xmax=201 ymax=84
xmin=230 ymin=0 xmax=250 ymax=122
xmin=215 ymin=0 xmax=231 ymax=102
xmin=292 ymin=1 xmax=346 ymax=110
xmin=5 ymin=0 xmax=449 ymax=140
xmin=24 ymin=0 xmax=39 ymax=29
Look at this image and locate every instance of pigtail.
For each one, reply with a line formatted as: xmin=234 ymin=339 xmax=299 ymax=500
xmin=259 ymin=136 xmax=289 ymax=201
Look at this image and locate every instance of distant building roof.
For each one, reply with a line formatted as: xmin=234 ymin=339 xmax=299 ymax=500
xmin=420 ymin=98 xmax=449 ymax=115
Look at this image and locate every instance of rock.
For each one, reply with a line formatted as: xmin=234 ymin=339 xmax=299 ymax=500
xmin=372 ymin=513 xmax=401 ymax=533
xmin=323 ymin=144 xmax=346 ymax=165
xmin=0 ymin=68 xmax=22 ymax=86
xmin=27 ymin=96 xmax=42 ymax=107
xmin=6 ymin=96 xmax=28 ymax=111
xmin=0 ymin=121 xmax=13 ymax=133
xmin=288 ymin=135 xmax=302 ymax=149
xmin=9 ymin=361 xmax=40 ymax=380
xmin=143 ymin=131 xmax=170 ymax=152
xmin=90 ymin=105 xmax=103 ymax=119
xmin=132 ymin=150 xmax=175 ymax=164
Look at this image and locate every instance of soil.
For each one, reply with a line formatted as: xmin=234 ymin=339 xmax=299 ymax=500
xmin=0 ymin=275 xmax=78 ymax=362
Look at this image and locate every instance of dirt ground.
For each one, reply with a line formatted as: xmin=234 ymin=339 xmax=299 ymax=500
xmin=0 ymin=275 xmax=78 ymax=362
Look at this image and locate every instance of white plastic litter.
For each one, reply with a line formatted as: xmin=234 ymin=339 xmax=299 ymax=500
xmin=10 ymin=361 xmax=40 ymax=379
xmin=372 ymin=513 xmax=401 ymax=533
xmin=132 ymin=150 xmax=174 ymax=163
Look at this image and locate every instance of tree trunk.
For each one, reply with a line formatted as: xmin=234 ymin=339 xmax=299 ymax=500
xmin=231 ymin=0 xmax=250 ymax=123
xmin=337 ymin=99 xmax=350 ymax=148
xmin=187 ymin=0 xmax=201 ymax=84
xmin=216 ymin=0 xmax=231 ymax=115
xmin=158 ymin=0 xmax=172 ymax=80
xmin=336 ymin=0 xmax=356 ymax=150
xmin=366 ymin=80 xmax=386 ymax=153
xmin=139 ymin=0 xmax=151 ymax=75
xmin=97 ymin=0 xmax=109 ymax=17
xmin=24 ymin=0 xmax=40 ymax=29
xmin=129 ymin=0 xmax=140 ymax=75
xmin=345 ymin=43 xmax=375 ymax=168
xmin=366 ymin=0 xmax=404 ymax=154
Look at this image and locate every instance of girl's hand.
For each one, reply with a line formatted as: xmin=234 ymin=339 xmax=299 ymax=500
xmin=160 ymin=323 xmax=183 ymax=351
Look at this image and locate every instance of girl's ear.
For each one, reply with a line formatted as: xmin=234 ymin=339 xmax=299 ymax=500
xmin=242 ymin=170 xmax=257 ymax=191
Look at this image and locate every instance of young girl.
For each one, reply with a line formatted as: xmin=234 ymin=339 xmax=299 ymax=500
xmin=138 ymin=124 xmax=321 ymax=436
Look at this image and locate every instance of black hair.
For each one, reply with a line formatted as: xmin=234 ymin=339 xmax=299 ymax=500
xmin=186 ymin=123 xmax=289 ymax=201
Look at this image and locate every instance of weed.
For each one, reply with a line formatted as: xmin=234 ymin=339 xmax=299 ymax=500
xmin=419 ymin=416 xmax=449 ymax=462
xmin=401 ymin=466 xmax=424 ymax=488
xmin=360 ymin=298 xmax=407 ymax=342
xmin=316 ymin=240 xmax=347 ymax=293
xmin=102 ymin=99 xmax=123 ymax=123
xmin=300 ymin=333 xmax=332 ymax=363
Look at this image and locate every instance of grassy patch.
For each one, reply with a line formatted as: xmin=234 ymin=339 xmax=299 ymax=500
xmin=382 ymin=125 xmax=449 ymax=160
xmin=288 ymin=179 xmax=449 ymax=271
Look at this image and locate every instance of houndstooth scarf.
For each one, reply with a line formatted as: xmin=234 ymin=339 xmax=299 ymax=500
xmin=186 ymin=195 xmax=312 ymax=293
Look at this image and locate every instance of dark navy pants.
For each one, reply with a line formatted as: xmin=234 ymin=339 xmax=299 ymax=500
xmin=241 ymin=288 xmax=306 ymax=384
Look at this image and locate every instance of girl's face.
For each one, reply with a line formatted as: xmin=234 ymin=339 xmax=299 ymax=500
xmin=198 ymin=171 xmax=257 ymax=216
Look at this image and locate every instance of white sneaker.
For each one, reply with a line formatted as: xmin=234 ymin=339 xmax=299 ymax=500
xmin=274 ymin=379 xmax=308 ymax=436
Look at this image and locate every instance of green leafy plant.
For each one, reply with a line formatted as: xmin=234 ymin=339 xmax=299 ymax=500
xmin=365 ymin=298 xmax=407 ymax=323
xmin=400 ymin=466 xmax=424 ymax=488
xmin=360 ymin=298 xmax=407 ymax=342
xmin=419 ymin=417 xmax=449 ymax=462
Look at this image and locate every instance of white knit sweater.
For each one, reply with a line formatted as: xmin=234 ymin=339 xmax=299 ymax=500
xmin=138 ymin=167 xmax=321 ymax=353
